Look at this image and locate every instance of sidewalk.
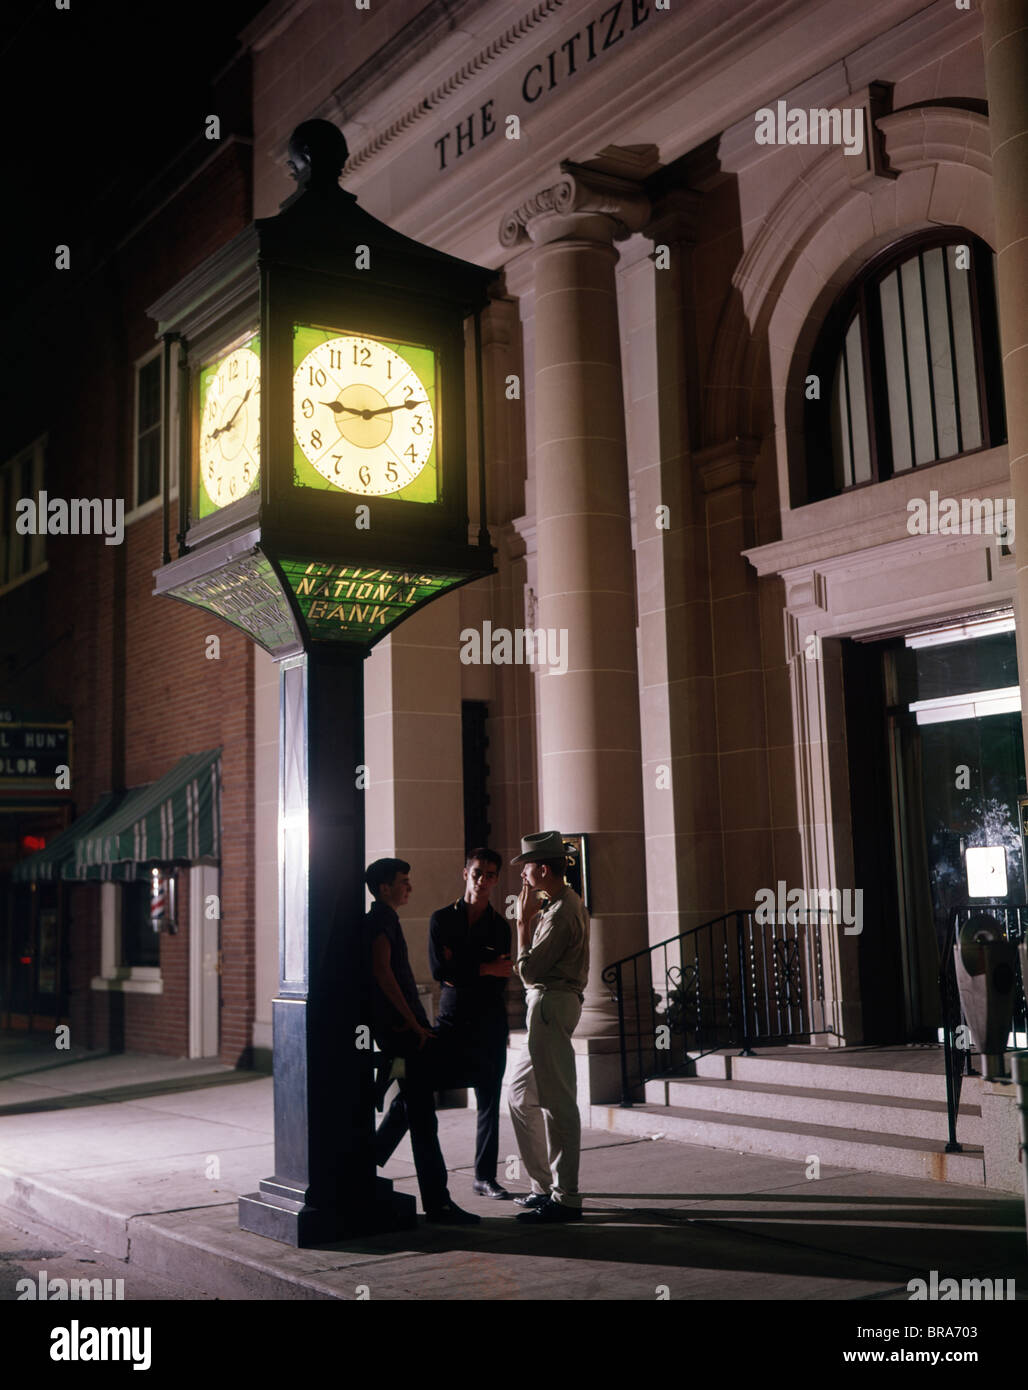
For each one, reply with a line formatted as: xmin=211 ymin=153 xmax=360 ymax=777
xmin=1 ymin=1034 xmax=1025 ymax=1301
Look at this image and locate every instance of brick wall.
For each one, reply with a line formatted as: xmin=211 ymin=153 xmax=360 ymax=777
xmin=19 ymin=131 xmax=257 ymax=1063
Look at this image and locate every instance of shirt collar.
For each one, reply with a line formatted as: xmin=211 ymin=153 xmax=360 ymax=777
xmin=457 ymin=896 xmax=500 ymax=924
xmin=370 ymin=898 xmax=400 ymax=926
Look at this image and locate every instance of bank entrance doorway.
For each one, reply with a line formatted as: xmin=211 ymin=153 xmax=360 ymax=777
xmin=844 ymin=613 xmax=1024 ymax=1043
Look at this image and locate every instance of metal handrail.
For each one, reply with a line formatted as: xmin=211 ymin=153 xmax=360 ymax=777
xmin=601 ymin=908 xmax=842 ymax=1107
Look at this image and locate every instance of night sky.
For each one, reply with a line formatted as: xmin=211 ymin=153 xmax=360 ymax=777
xmin=0 ymin=0 xmax=270 ymax=307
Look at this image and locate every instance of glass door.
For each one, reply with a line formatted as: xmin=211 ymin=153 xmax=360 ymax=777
xmin=886 ymin=617 xmax=1024 ymax=1036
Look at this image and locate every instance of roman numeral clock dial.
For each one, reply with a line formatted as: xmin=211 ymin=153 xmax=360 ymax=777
xmin=292 ymin=335 xmax=436 ymax=497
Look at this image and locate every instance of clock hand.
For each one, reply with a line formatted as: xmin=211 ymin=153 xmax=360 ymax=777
xmin=320 ymin=399 xmax=425 ymax=419
xmin=364 ymin=399 xmax=426 ymax=416
xmin=209 ymin=384 xmax=255 ymax=438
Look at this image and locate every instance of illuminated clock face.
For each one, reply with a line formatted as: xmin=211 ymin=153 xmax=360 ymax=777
xmin=198 ymin=345 xmax=260 ymax=511
xmin=292 ymin=335 xmax=435 ymax=497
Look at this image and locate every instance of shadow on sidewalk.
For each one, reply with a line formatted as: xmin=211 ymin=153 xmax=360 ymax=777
xmin=291 ymin=1198 xmax=1028 ymax=1292
xmin=0 ymin=1050 xmax=123 ymax=1082
xmin=0 ymin=1069 xmax=266 ymax=1116
xmin=586 ymin=1191 xmax=1021 ymax=1222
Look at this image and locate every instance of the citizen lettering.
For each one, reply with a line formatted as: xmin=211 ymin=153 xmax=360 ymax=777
xmin=432 ymin=0 xmax=654 ymax=172
xmin=434 ymin=100 xmax=498 ymax=169
xmin=455 ymin=114 xmax=474 ymax=157
xmin=601 ymin=1 xmax=625 ymax=49
xmin=522 ymin=63 xmax=543 ymax=102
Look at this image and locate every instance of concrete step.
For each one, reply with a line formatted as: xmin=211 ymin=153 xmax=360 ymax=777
xmin=678 ymin=1048 xmax=979 ymax=1104
xmin=642 ymin=1076 xmax=984 ymax=1144
xmin=589 ymin=1101 xmax=986 ymax=1186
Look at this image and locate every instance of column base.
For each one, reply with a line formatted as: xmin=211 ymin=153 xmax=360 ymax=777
xmin=505 ymin=1029 xmax=624 ymax=1106
xmin=238 ymin=1176 xmax=416 ymax=1246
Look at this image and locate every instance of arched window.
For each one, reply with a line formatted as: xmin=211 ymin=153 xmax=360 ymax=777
xmin=805 ymin=232 xmax=1006 ymax=501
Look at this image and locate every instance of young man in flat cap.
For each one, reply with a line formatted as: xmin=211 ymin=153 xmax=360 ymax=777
xmin=507 ymin=830 xmax=590 ymax=1223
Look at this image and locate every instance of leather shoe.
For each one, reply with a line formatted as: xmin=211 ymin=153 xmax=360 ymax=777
xmin=512 ymin=1192 xmax=549 ymax=1209
xmin=473 ymin=1179 xmax=512 ymax=1199
xmin=515 ymin=1199 xmax=583 ymax=1223
xmin=425 ymin=1202 xmax=481 ymax=1225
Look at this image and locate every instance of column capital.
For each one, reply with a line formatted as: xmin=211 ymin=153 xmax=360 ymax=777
xmin=499 ymin=160 xmax=650 ymax=250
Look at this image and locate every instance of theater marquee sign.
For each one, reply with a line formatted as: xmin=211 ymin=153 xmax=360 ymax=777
xmin=0 ymin=719 xmax=72 ymax=788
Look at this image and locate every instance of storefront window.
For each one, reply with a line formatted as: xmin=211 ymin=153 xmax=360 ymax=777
xmin=121 ymin=880 xmax=160 ymax=968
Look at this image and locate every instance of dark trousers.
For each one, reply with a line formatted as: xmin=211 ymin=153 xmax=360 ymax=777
xmin=375 ymin=1018 xmax=507 ymax=1189
xmin=373 ymin=1027 xmax=473 ymax=1213
xmin=470 ymin=1026 xmax=508 ymax=1182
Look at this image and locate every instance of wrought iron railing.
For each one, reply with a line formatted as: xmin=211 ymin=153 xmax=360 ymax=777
xmin=940 ymin=905 xmax=1028 ymax=1152
xmin=601 ymin=909 xmax=843 ymax=1107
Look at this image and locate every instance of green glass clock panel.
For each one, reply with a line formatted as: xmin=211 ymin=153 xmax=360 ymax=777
xmin=195 ymin=332 xmax=261 ymax=518
xmin=281 ymin=559 xmax=465 ymax=644
xmin=168 ymin=551 xmax=299 ymax=655
xmin=292 ymin=324 xmax=439 ymax=504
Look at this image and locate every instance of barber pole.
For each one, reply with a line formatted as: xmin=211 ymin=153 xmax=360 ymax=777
xmin=150 ymin=869 xmax=166 ymax=932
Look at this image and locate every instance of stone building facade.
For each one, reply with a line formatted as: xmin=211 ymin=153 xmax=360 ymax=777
xmin=4 ymin=0 xmax=1025 ymax=1105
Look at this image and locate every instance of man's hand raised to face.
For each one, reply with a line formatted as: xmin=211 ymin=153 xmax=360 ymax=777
xmin=517 ymin=882 xmax=535 ymax=926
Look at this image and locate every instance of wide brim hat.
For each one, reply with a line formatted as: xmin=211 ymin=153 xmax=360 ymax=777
xmin=511 ymin=829 xmax=565 ymax=864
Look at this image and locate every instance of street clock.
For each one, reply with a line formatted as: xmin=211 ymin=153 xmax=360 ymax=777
xmin=148 ymin=119 xmax=497 ymax=656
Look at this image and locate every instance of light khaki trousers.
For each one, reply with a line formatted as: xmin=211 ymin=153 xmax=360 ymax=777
xmin=508 ymin=988 xmax=583 ymax=1207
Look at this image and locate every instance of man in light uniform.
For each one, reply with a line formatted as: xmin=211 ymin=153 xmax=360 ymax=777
xmin=507 ymin=830 xmax=590 ymax=1224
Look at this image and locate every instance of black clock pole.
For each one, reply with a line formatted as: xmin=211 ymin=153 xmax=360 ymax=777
xmin=148 ymin=117 xmax=496 ymax=1247
xmin=239 ymin=643 xmax=416 ymax=1243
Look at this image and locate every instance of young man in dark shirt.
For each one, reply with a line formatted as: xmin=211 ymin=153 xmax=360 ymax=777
xmin=428 ymin=848 xmax=513 ymax=1198
xmin=364 ymin=857 xmax=479 ymax=1225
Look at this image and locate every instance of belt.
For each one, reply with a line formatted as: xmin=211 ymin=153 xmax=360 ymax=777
xmin=529 ymin=985 xmax=585 ymax=1002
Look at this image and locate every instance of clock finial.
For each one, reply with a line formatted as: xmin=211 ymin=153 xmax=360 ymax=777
xmin=287 ymin=120 xmax=349 ymax=189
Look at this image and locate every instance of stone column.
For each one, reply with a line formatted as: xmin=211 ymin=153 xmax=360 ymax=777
xmin=981 ymin=1 xmax=1028 ymax=755
xmin=500 ymin=164 xmax=650 ymax=1038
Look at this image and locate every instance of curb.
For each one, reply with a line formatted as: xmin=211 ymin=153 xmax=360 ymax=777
xmin=0 ymin=1168 xmax=344 ymax=1301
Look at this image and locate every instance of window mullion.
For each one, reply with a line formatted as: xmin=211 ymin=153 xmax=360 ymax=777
xmin=894 ymin=269 xmax=917 ymax=469
xmin=917 ymin=252 xmax=940 ymax=461
xmin=841 ymin=334 xmax=855 ymax=487
xmin=858 ymin=288 xmax=883 ymax=481
xmin=941 ymin=248 xmax=964 ymax=457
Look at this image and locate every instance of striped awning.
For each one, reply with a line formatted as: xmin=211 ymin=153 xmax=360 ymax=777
xmin=67 ymin=750 xmax=222 ymax=880
xmin=11 ymin=791 xmax=126 ymax=883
